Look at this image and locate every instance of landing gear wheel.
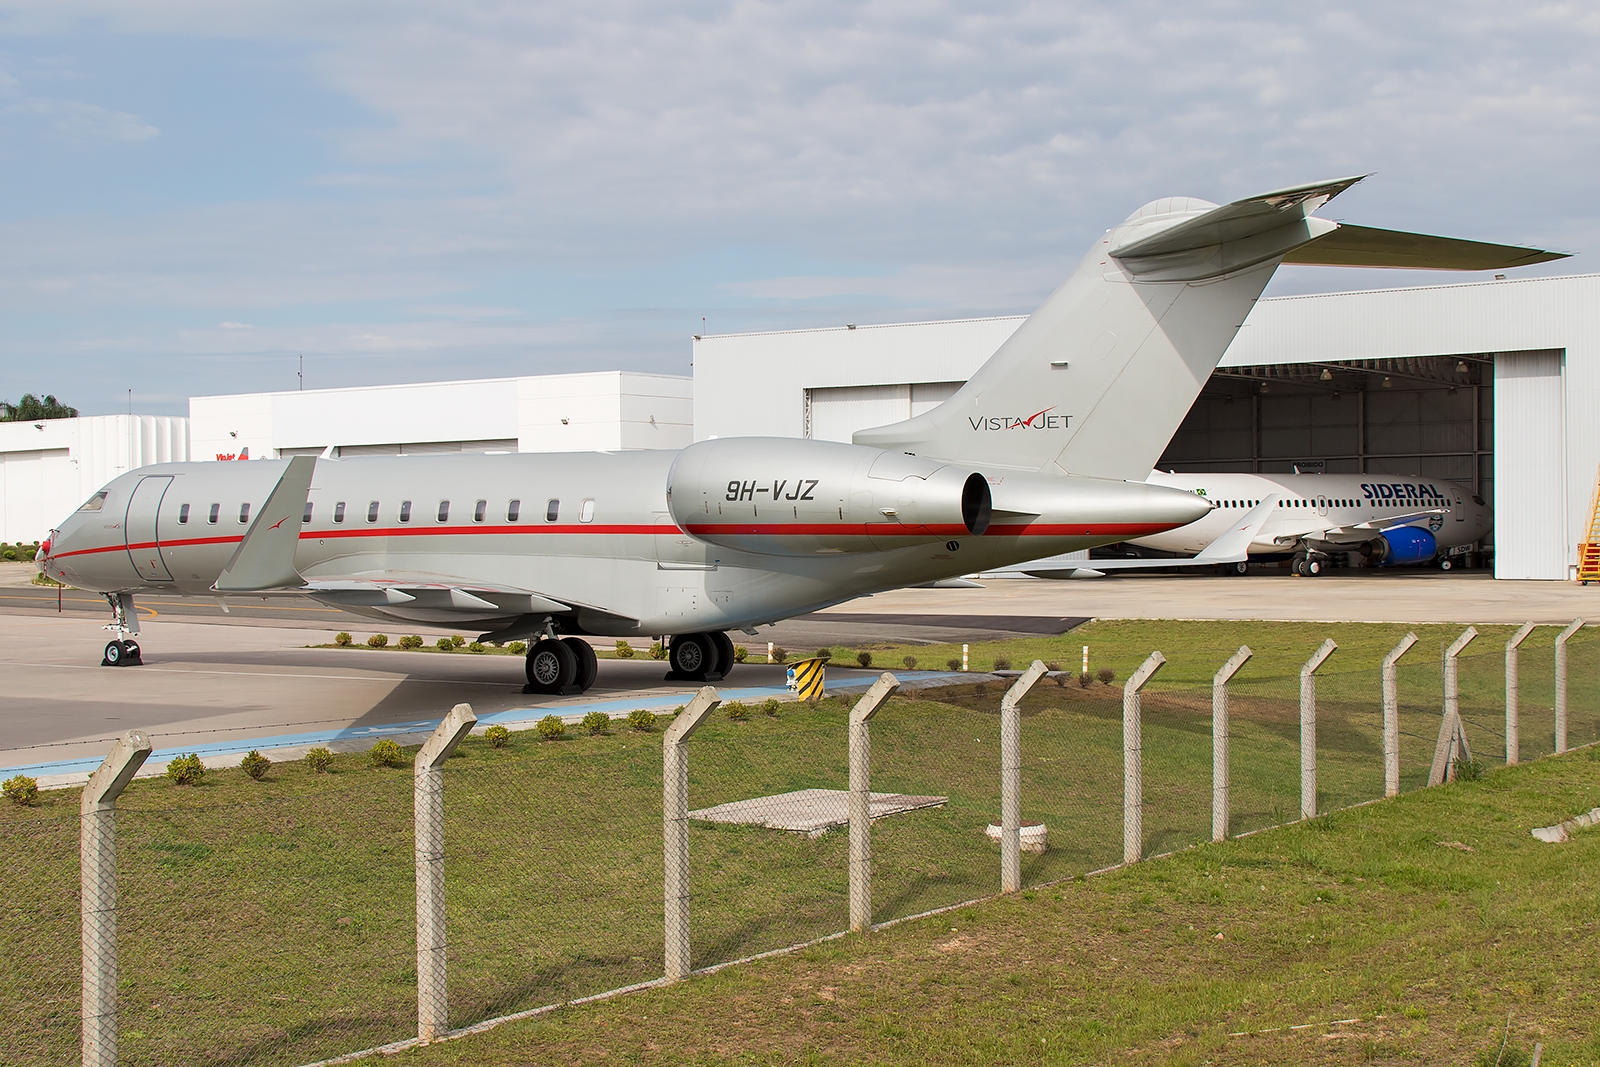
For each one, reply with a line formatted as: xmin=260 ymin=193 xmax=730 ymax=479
xmin=1234 ymin=561 xmax=1249 ymax=576
xmin=1306 ymin=559 xmax=1322 ymax=576
xmin=709 ymin=632 xmax=735 ymax=680
xmin=561 ymin=637 xmax=598 ymax=692
xmin=668 ymin=633 xmax=716 ymax=681
xmin=524 ymin=638 xmax=578 ymax=695
xmin=1439 ymin=558 xmax=1454 ymax=571
xmin=102 ymin=640 xmax=127 ymax=666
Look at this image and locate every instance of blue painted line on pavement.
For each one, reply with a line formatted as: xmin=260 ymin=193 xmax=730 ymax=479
xmin=2 ymin=671 xmax=972 ymax=780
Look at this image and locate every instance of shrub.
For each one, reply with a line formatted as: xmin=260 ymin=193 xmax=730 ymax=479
xmin=856 ymin=651 xmax=873 ymax=668
xmin=902 ymin=655 xmax=918 ymax=670
xmin=366 ymin=633 xmax=389 ymax=648
xmin=1097 ymin=667 xmax=1116 ymax=685
xmin=396 ymin=634 xmax=421 ymax=649
xmin=734 ymin=644 xmax=748 ymax=662
xmin=368 ymin=739 xmax=406 ymax=768
xmin=815 ymin=648 xmax=833 ymax=661
xmin=305 ymin=747 xmax=334 ymax=773
xmin=771 ymin=646 xmax=787 ymax=663
xmin=725 ymin=701 xmax=749 ymax=720
xmin=165 ymin=753 xmax=205 ymax=785
xmin=0 ymin=547 xmax=14 ymax=561
xmin=992 ymin=656 xmax=1012 ymax=671
xmin=508 ymin=641 xmax=527 ymax=655
xmin=1045 ymin=661 xmax=1062 ymax=673
xmin=436 ymin=637 xmax=454 ymax=651
xmin=614 ymin=640 xmax=635 ymax=658
xmin=627 ymin=709 xmax=658 ymax=731
xmin=761 ymin=698 xmax=781 ymax=717
xmin=581 ymin=711 xmax=610 ymax=735
xmin=947 ymin=657 xmax=963 ymax=671
xmin=1078 ymin=671 xmax=1093 ymax=688
xmin=3 ymin=774 xmax=38 ymax=806
xmin=536 ymin=714 xmax=566 ymax=740
xmin=467 ymin=641 xmax=486 ymax=653
xmin=450 ymin=635 xmax=466 ymax=648
xmin=484 ymin=725 xmax=510 ymax=749
xmin=334 ymin=632 xmax=353 ymax=647
xmin=648 ymin=642 xmax=667 ymax=660
xmin=240 ymin=750 xmax=271 ymax=781
xmin=1453 ymin=757 xmax=1486 ymax=782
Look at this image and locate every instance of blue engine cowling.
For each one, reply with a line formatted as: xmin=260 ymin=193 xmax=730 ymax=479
xmin=1372 ymin=525 xmax=1438 ymax=566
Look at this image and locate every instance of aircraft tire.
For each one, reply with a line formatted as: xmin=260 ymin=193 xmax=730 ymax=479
xmin=1234 ymin=561 xmax=1249 ymax=576
xmin=1307 ymin=559 xmax=1322 ymax=576
xmin=102 ymin=640 xmax=126 ymax=667
xmin=525 ymin=638 xmax=578 ymax=693
xmin=709 ymin=632 xmax=736 ymax=678
xmin=1440 ymin=558 xmax=1454 ymax=571
xmin=668 ymin=633 xmax=716 ymax=680
xmin=562 ymin=637 xmax=598 ymax=691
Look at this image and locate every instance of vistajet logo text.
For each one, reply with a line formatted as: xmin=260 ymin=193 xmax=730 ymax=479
xmin=968 ymin=406 xmax=1073 ymax=431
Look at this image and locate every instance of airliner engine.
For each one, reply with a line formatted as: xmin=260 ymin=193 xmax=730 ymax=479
xmin=666 ymin=438 xmax=991 ymax=555
xmin=1368 ymin=525 xmax=1438 ymax=566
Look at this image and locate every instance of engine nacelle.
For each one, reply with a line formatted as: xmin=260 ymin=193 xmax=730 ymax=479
xmin=1370 ymin=525 xmax=1438 ymax=566
xmin=666 ymin=438 xmax=991 ymax=556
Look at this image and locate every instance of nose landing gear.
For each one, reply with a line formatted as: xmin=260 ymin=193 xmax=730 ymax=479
xmin=101 ymin=593 xmax=143 ymax=667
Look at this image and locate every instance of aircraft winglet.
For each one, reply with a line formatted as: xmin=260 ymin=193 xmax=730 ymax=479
xmin=213 ymin=456 xmax=316 ymax=592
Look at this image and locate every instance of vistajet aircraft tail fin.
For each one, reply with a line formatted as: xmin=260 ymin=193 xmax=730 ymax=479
xmin=853 ymin=176 xmax=1566 ymax=482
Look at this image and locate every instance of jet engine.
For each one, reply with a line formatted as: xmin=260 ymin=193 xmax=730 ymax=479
xmin=666 ymin=437 xmax=991 ymax=555
xmin=1367 ymin=525 xmax=1438 ymax=566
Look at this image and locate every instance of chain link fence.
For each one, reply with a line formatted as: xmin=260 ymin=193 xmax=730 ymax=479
xmin=4 ymin=622 xmax=1597 ymax=1066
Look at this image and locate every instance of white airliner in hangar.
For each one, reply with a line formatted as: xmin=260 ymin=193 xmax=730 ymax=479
xmin=37 ymin=175 xmax=1564 ymax=692
xmin=1003 ymin=471 xmax=1492 ymax=578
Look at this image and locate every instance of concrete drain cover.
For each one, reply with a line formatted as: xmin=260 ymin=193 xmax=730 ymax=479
xmin=690 ymin=787 xmax=947 ymax=838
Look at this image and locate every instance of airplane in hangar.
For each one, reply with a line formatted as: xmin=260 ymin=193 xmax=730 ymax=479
xmin=37 ymin=174 xmax=1564 ymax=692
xmin=1001 ymin=471 xmax=1492 ymax=578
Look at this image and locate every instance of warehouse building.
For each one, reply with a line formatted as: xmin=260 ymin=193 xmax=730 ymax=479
xmin=694 ymin=273 xmax=1600 ymax=581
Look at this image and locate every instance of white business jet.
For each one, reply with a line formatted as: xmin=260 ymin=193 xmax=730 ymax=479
xmin=39 ymin=176 xmax=1561 ymax=690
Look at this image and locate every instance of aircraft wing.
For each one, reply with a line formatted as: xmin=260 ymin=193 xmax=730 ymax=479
xmin=297 ymin=573 xmax=572 ymax=615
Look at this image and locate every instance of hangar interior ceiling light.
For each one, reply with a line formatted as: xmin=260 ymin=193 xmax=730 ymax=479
xmin=1320 ymin=368 xmax=1333 ymax=381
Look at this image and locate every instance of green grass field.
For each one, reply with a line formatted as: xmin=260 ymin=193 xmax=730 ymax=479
xmin=3 ymin=619 xmax=1597 ymax=1066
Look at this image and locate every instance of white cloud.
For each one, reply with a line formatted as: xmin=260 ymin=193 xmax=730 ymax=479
xmin=4 ymin=97 xmax=159 ymax=142
xmin=217 ymin=321 xmax=252 ymax=329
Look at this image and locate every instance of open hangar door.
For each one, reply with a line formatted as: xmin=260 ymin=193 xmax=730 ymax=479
xmin=1155 ymin=354 xmax=1495 ymax=569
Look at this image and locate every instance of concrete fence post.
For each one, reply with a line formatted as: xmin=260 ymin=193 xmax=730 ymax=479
xmin=1428 ymin=629 xmax=1478 ymax=785
xmin=1505 ymin=622 xmax=1536 ymax=766
xmin=999 ymin=661 xmax=1048 ymax=893
xmin=1123 ymin=652 xmax=1166 ymax=865
xmin=1299 ymin=639 xmax=1338 ymax=820
xmin=1211 ymin=646 xmax=1252 ymax=843
xmin=1382 ymin=633 xmax=1419 ymax=797
xmin=848 ymin=673 xmax=900 ymax=933
xmin=1555 ymin=619 xmax=1584 ymax=754
xmin=663 ymin=686 xmax=721 ymax=981
xmin=415 ymin=703 xmax=476 ymax=1043
xmin=81 ymin=730 xmax=152 ymax=1067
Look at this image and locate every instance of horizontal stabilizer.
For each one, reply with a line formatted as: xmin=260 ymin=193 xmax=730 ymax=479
xmin=214 ymin=457 xmax=315 ymax=592
xmin=1283 ymin=224 xmax=1569 ymax=270
xmin=1111 ymin=175 xmax=1365 ymax=261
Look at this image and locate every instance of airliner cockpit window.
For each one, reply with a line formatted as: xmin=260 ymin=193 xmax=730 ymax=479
xmin=77 ymin=491 xmax=108 ymax=512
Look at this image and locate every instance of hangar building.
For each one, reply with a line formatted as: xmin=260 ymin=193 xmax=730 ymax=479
xmin=694 ymin=273 xmax=1600 ymax=581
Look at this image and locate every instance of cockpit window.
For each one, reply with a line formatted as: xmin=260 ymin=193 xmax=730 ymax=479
xmin=77 ymin=492 xmax=108 ymax=513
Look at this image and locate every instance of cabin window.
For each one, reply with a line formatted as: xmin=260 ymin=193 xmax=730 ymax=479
xmin=474 ymin=499 xmax=487 ymax=523
xmin=507 ymin=499 xmax=521 ymax=522
xmin=367 ymin=501 xmax=380 ymax=523
xmin=334 ymin=501 xmax=346 ymax=523
xmin=208 ymin=503 xmax=220 ymax=524
xmin=437 ymin=500 xmax=450 ymax=523
xmin=77 ymin=491 xmax=108 ymax=513
xmin=239 ymin=503 xmax=251 ymax=524
xmin=178 ymin=504 xmax=190 ymax=524
xmin=546 ymin=499 xmax=560 ymax=522
xmin=580 ymin=498 xmax=595 ymax=523
xmin=400 ymin=501 xmax=412 ymax=523
xmin=302 ymin=502 xmax=313 ymax=523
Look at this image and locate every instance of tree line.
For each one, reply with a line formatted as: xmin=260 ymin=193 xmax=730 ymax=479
xmin=0 ymin=394 xmax=78 ymax=421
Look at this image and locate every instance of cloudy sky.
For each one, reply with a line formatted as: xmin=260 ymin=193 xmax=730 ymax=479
xmin=2 ymin=2 xmax=1595 ymax=415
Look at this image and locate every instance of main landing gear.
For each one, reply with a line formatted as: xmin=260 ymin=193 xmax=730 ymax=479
xmin=523 ymin=637 xmax=599 ymax=696
xmin=101 ymin=592 xmax=142 ymax=667
xmin=665 ymin=631 xmax=736 ymax=683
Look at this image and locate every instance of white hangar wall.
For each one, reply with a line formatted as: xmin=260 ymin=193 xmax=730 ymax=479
xmin=0 ymin=415 xmax=189 ymax=543
xmin=190 ymin=371 xmax=693 ymax=461
xmin=693 ymin=274 xmax=1600 ymax=581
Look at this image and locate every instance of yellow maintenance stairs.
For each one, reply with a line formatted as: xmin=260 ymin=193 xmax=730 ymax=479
xmin=1580 ymin=465 xmax=1600 ymax=583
